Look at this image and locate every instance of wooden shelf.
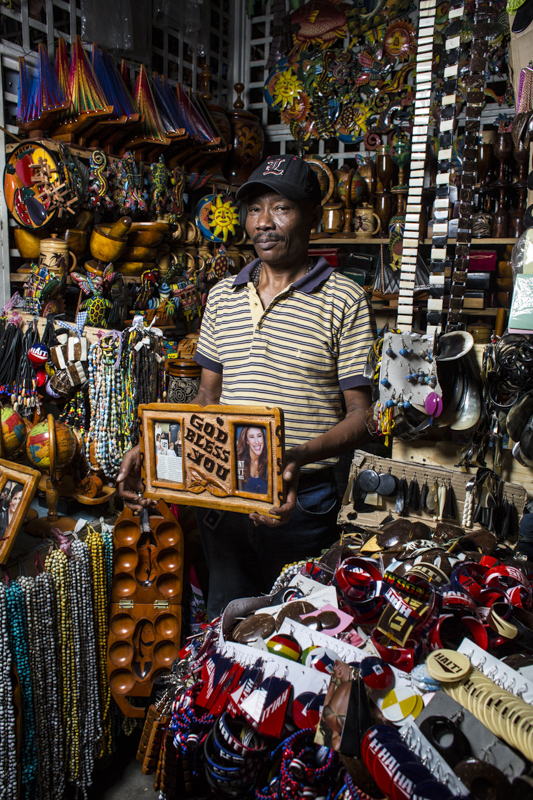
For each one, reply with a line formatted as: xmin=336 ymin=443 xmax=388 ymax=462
xmin=245 ymin=237 xmax=517 ymax=246
xmin=245 ymin=237 xmax=390 ymax=245
xmin=423 ymin=238 xmax=518 ymax=245
xmin=10 ymin=272 xmax=142 ymax=284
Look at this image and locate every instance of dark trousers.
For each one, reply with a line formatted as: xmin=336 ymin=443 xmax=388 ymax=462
xmin=197 ymin=470 xmax=340 ymax=620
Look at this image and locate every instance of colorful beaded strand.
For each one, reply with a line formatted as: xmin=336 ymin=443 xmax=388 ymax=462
xmin=6 ymin=580 xmax=37 ymax=798
xmin=0 ymin=583 xmax=17 ymax=800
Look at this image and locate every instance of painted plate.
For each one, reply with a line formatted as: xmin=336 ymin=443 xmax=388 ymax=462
xmin=194 ymin=193 xmax=240 ymax=243
xmin=4 ymin=141 xmax=65 ymax=229
xmin=304 ymin=156 xmax=334 ymax=205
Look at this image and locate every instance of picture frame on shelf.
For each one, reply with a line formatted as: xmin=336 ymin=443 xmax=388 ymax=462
xmin=139 ymin=404 xmax=285 ymax=517
xmin=0 ymin=459 xmax=40 ymax=564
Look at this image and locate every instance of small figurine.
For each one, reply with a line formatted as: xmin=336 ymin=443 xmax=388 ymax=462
xmin=71 ymin=266 xmax=115 ymax=327
xmin=150 ymin=155 xmax=169 ymax=217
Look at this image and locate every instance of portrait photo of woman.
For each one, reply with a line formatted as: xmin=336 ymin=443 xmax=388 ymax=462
xmin=236 ymin=425 xmax=268 ymax=495
xmin=0 ymin=481 xmax=24 ymax=540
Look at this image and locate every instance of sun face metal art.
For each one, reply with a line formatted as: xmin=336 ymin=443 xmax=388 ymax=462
xmin=195 ymin=194 xmax=240 ymax=243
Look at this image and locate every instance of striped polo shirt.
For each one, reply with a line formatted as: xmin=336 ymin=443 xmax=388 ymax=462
xmin=194 ymin=256 xmax=376 ymax=470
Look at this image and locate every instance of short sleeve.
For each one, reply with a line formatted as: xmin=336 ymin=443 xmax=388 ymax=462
xmin=337 ymin=289 xmax=376 ymax=391
xmin=194 ymin=291 xmax=223 ymax=374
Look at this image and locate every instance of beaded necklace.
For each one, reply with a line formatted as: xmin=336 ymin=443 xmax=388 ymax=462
xmin=60 ymin=388 xmax=87 ymax=432
xmin=46 ymin=548 xmax=78 ymax=786
xmin=86 ymin=526 xmax=113 ymax=757
xmin=125 ymin=324 xmax=162 ymax=446
xmin=68 ymin=538 xmax=101 ymax=795
xmin=22 ymin=571 xmax=65 ymax=799
xmin=0 ymin=322 xmax=22 ymax=397
xmin=251 ymin=259 xmax=315 ymax=287
xmin=0 ymin=583 xmax=17 ymax=800
xmin=12 ymin=317 xmax=40 ymax=415
xmin=86 ymin=334 xmax=131 ymax=480
xmin=6 ymin=580 xmax=37 ymax=798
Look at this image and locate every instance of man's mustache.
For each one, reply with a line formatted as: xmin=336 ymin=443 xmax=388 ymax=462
xmin=253 ymin=234 xmax=283 ymax=243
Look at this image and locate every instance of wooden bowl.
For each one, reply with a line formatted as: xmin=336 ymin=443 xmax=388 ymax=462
xmin=130 ymin=221 xmax=171 ymax=234
xmin=90 ymin=225 xmax=128 ymax=263
xmin=496 ymin=277 xmax=513 ymax=291
xmin=122 ymin=245 xmax=157 ymax=262
xmin=85 ymin=259 xmax=105 ymax=278
xmin=62 ymin=229 xmax=88 ymax=258
xmin=13 ymin=227 xmax=46 ymax=259
xmin=116 ymin=261 xmax=155 ymax=277
xmin=497 ymin=291 xmax=512 ymax=308
xmin=128 ymin=230 xmax=165 ymax=248
xmin=498 ymin=260 xmax=512 ymax=278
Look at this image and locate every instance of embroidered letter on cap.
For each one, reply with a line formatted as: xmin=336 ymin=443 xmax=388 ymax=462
xmin=263 ymin=158 xmax=287 ymax=176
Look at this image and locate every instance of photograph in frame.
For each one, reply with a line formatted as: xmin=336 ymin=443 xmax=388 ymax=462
xmin=139 ymin=404 xmax=285 ymax=517
xmin=155 ymin=421 xmax=183 ymax=483
xmin=0 ymin=459 xmax=40 ymax=565
xmin=235 ymin=424 xmax=269 ymax=496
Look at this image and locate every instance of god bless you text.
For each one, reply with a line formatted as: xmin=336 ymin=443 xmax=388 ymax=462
xmin=184 ymin=414 xmax=230 ymax=482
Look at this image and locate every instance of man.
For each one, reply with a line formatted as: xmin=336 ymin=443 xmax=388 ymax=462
xmin=118 ymin=155 xmax=376 ymax=619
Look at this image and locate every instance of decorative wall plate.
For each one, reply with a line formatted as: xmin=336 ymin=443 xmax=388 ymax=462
xmin=4 ymin=141 xmax=65 ymax=229
xmin=195 ymin=194 xmax=240 ymax=243
xmin=382 ymin=19 xmax=417 ymax=61
xmin=303 ymin=156 xmax=335 ymax=204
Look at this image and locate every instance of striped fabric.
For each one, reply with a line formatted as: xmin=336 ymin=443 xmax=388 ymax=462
xmin=195 ymin=257 xmax=376 ymax=470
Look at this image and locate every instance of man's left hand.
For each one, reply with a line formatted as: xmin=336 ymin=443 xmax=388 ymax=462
xmin=249 ymin=449 xmax=302 ymax=527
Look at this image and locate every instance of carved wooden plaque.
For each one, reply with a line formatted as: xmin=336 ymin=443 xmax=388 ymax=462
xmin=139 ymin=404 xmax=285 ymax=517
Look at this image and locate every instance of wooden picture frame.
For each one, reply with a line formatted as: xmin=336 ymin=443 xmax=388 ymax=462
xmin=0 ymin=459 xmax=40 ymax=564
xmin=139 ymin=404 xmax=285 ymax=516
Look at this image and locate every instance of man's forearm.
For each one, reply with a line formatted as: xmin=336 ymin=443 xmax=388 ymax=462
xmin=190 ymin=387 xmax=221 ymax=406
xmin=294 ymin=407 xmax=369 ymax=467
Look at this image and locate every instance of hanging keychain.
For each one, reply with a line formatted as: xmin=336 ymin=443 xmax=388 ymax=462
xmin=395 ymin=472 xmax=407 ymax=516
xmin=419 ymin=474 xmax=429 ymax=511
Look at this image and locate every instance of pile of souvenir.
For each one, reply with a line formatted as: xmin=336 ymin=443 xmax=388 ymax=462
xmin=263 ymin=0 xmax=511 ymax=149
xmin=137 ymin=512 xmax=533 ymax=798
xmin=0 ymin=523 xmax=137 ymax=800
xmin=4 ymin=32 xmax=264 ymax=344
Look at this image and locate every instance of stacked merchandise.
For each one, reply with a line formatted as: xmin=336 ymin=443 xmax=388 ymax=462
xmin=137 ymin=515 xmax=533 ymax=798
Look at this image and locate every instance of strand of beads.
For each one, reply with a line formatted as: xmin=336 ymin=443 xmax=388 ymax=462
xmin=69 ymin=538 xmax=102 ymax=796
xmin=23 ymin=573 xmax=51 ymax=798
xmin=6 ymin=580 xmax=37 ymax=799
xmin=46 ymin=547 xmax=78 ymax=786
xmin=32 ymin=570 xmax=65 ymax=799
xmin=85 ymin=334 xmax=131 ymax=480
xmin=87 ymin=526 xmax=113 ymax=756
xmin=60 ymin=388 xmax=87 ymax=432
xmin=125 ymin=325 xmax=162 ymax=446
xmin=99 ymin=517 xmax=114 ymax=599
xmin=0 ymin=583 xmax=17 ymax=800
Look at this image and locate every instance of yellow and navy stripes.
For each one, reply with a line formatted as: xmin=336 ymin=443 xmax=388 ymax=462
xmin=195 ymin=257 xmax=376 ymax=470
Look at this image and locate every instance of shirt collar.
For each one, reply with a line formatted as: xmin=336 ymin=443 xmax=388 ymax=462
xmin=231 ymin=256 xmax=334 ymax=294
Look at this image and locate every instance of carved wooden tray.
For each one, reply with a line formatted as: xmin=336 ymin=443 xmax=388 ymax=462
xmin=107 ymin=501 xmax=183 ymax=717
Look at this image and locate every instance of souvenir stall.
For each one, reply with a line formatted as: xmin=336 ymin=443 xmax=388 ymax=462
xmin=1 ymin=0 xmax=533 ymax=799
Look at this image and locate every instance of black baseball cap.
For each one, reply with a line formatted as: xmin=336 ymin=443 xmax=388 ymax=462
xmin=235 ymin=155 xmax=322 ymax=206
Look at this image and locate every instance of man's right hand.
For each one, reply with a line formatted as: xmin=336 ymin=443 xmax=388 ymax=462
xmin=117 ymin=445 xmax=154 ymax=511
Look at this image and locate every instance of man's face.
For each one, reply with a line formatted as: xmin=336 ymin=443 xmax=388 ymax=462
xmin=245 ymin=190 xmax=322 ymax=268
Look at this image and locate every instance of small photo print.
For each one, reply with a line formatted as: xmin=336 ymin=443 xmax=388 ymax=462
xmin=0 ymin=480 xmax=24 ymax=540
xmin=155 ymin=422 xmax=183 ymax=483
xmin=235 ymin=425 xmax=268 ymax=495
